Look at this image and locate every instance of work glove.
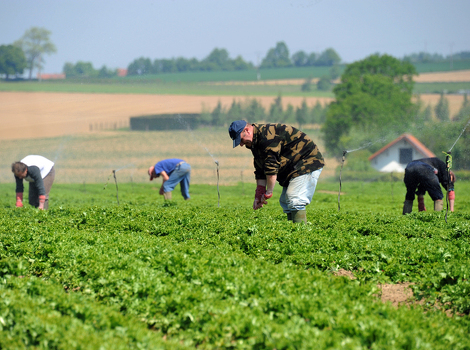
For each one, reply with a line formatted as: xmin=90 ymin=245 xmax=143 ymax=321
xmin=448 ymin=190 xmax=455 ymax=200
xmin=159 ymin=186 xmax=164 ymax=195
xmin=253 ymin=185 xmax=268 ymax=210
xmin=38 ymin=195 xmax=46 ymax=210
xmin=16 ymin=193 xmax=23 ymax=208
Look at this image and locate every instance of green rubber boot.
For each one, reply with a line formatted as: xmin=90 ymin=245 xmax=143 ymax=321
xmin=292 ymin=210 xmax=307 ymax=223
xmin=163 ymin=192 xmax=172 ymax=200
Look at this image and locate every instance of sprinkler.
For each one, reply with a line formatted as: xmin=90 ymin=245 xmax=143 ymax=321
xmin=103 ymin=170 xmax=120 ymax=205
xmin=215 ymin=160 xmax=220 ymax=208
xmin=337 ymin=150 xmax=347 ymax=211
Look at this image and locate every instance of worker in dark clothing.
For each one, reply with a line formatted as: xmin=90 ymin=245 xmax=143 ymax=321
xmin=403 ymin=157 xmax=455 ymax=214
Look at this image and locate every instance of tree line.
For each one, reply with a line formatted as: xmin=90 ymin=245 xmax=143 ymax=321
xmin=199 ymin=95 xmax=328 ymax=130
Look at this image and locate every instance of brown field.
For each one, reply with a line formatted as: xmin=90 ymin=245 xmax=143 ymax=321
xmin=0 ymin=92 xmax=333 ymax=141
xmin=211 ymin=70 xmax=470 ymax=86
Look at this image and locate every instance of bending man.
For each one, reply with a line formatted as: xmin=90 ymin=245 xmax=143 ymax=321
xmin=229 ymin=120 xmax=325 ymax=223
xmin=403 ymin=157 xmax=455 ymax=214
xmin=148 ymin=159 xmax=191 ymax=200
xmin=12 ymin=155 xmax=55 ymax=210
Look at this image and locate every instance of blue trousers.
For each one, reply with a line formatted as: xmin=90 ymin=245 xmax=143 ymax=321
xmin=163 ymin=162 xmax=191 ymax=199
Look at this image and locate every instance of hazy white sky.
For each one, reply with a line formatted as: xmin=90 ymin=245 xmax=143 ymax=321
xmin=1 ymin=0 xmax=469 ymax=74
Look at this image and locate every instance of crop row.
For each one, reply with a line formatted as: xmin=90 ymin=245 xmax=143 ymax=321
xmin=1 ymin=201 xmax=469 ymax=348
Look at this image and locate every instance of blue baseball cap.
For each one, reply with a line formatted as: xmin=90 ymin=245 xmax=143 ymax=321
xmin=228 ymin=120 xmax=247 ymax=148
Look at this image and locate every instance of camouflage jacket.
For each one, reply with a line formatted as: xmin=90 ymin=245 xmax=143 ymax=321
xmin=250 ymin=123 xmax=325 ymax=187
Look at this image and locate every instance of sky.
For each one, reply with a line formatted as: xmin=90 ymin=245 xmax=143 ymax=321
xmin=1 ymin=0 xmax=469 ymax=75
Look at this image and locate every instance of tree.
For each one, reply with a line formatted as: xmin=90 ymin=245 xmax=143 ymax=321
xmin=202 ymin=48 xmax=234 ymax=71
xmin=211 ymin=101 xmax=225 ymax=126
xmin=0 ymin=44 xmax=27 ymax=79
xmin=295 ymin=99 xmax=309 ymax=128
xmin=317 ymin=76 xmax=332 ymax=91
xmin=63 ymin=61 xmax=97 ymax=78
xmin=311 ymin=101 xmax=325 ymax=124
xmin=322 ymin=54 xmax=417 ymax=156
xmin=454 ymin=93 xmax=470 ymax=122
xmin=227 ymin=99 xmax=243 ymax=124
xmin=315 ymin=48 xmax=341 ymax=66
xmin=269 ymin=95 xmax=284 ymax=122
xmin=301 ymin=77 xmax=312 ymax=92
xmin=283 ymin=104 xmax=295 ymax=124
xmin=434 ymin=93 xmax=450 ymax=121
xmin=292 ymin=50 xmax=308 ymax=67
xmin=260 ymin=42 xmax=292 ymax=68
xmin=14 ymin=27 xmax=56 ymax=79
xmin=127 ymin=57 xmax=152 ymax=75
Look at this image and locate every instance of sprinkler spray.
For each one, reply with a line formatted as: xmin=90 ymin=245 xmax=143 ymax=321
xmin=442 ymin=116 xmax=469 ymax=223
xmin=337 ymin=150 xmax=347 ymax=211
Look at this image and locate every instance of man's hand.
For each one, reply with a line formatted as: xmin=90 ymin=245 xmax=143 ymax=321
xmin=38 ymin=195 xmax=46 ymax=210
xmin=253 ymin=185 xmax=268 ymax=210
xmin=16 ymin=193 xmax=23 ymax=208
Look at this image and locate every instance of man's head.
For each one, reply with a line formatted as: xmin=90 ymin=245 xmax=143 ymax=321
xmin=228 ymin=120 xmax=253 ymax=148
xmin=148 ymin=166 xmax=158 ymax=181
xmin=11 ymin=162 xmax=28 ymax=179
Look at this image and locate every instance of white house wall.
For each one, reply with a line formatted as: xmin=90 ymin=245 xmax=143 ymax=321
xmin=370 ymin=139 xmax=428 ymax=173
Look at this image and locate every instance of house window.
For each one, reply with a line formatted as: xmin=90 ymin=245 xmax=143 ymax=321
xmin=399 ymin=148 xmax=413 ymax=164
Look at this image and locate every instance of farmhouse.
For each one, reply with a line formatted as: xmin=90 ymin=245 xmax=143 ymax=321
xmin=368 ymin=133 xmax=435 ymax=173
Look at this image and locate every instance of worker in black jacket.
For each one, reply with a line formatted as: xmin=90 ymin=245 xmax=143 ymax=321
xmin=403 ymin=157 xmax=455 ymax=214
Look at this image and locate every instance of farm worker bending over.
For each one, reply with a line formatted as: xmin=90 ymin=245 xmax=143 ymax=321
xmin=148 ymin=159 xmax=191 ymax=200
xmin=11 ymin=155 xmax=55 ymax=210
xmin=228 ymin=120 xmax=325 ymax=223
xmin=403 ymin=157 xmax=455 ymax=214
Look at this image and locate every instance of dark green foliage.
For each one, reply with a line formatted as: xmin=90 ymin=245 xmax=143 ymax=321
xmin=0 ymin=44 xmax=27 ymax=79
xmin=435 ymin=93 xmax=450 ymax=121
xmin=0 ymin=182 xmax=470 ymax=348
xmin=323 ymin=54 xmax=418 ymax=156
xmin=260 ymin=42 xmax=292 ymax=69
xmin=317 ymin=76 xmax=332 ymax=91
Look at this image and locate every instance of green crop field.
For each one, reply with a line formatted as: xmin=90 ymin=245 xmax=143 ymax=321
xmin=0 ymin=79 xmax=335 ymax=97
xmin=0 ymin=180 xmax=469 ymax=348
xmin=2 ymin=60 xmax=469 ymax=96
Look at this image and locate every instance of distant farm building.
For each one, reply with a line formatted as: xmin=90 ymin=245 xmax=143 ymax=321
xmin=117 ymin=69 xmax=127 ymax=77
xmin=37 ymin=73 xmax=66 ymax=80
xmin=368 ymin=133 xmax=435 ymax=173
xmin=130 ymin=114 xmax=200 ymax=131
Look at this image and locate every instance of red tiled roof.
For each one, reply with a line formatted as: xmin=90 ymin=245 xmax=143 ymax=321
xmin=368 ymin=133 xmax=435 ymax=160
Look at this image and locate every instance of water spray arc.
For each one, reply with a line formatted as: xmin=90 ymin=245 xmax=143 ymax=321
xmin=442 ymin=116 xmax=470 ymax=223
xmin=103 ymin=165 xmax=134 ymax=205
xmin=174 ymin=114 xmax=221 ymax=207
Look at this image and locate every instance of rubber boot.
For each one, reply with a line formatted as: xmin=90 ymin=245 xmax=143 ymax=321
xmin=434 ymin=200 xmax=443 ymax=212
xmin=286 ymin=212 xmax=292 ymax=221
xmin=402 ymin=200 xmax=413 ymax=215
xmin=163 ymin=192 xmax=172 ymax=200
xmin=418 ymin=197 xmax=426 ymax=212
xmin=292 ymin=210 xmax=307 ymax=223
